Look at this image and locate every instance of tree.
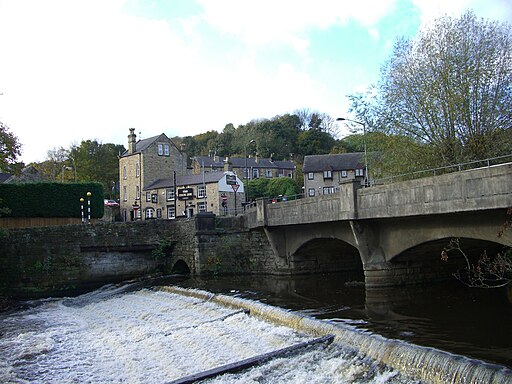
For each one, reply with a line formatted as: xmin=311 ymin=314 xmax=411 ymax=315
xmin=0 ymin=121 xmax=22 ymax=172
xmin=350 ymin=11 xmax=512 ymax=169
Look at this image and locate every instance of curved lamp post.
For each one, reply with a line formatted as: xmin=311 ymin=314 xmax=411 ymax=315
xmin=244 ymin=139 xmax=256 ymax=203
xmin=337 ymin=117 xmax=369 ymax=187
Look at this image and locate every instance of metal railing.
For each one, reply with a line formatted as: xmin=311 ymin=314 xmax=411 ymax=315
xmin=372 ymin=154 xmax=512 ymax=186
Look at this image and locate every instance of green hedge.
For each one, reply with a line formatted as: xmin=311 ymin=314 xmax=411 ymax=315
xmin=0 ymin=183 xmax=104 ymax=218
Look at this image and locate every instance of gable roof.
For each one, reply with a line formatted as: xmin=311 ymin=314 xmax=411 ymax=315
xmin=144 ymin=171 xmax=231 ymax=190
xmin=302 ymin=153 xmax=364 ymax=173
xmin=120 ymin=133 xmax=177 ymax=157
xmin=193 ymin=156 xmax=295 ymax=170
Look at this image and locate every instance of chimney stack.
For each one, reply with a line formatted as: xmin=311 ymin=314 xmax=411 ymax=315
xmin=128 ymin=128 xmax=137 ymax=154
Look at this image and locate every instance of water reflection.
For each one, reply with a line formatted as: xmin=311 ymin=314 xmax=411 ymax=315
xmin=174 ymin=273 xmax=512 ymax=368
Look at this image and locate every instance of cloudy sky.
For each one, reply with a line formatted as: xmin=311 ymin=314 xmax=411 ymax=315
xmin=0 ymin=0 xmax=510 ymax=164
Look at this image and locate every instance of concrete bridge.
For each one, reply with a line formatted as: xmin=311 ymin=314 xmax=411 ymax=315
xmin=247 ymin=163 xmax=512 ymax=287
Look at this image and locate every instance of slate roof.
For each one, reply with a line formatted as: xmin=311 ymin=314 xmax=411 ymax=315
xmin=144 ymin=172 xmax=230 ymax=190
xmin=193 ymin=156 xmax=295 ymax=169
xmin=120 ymin=134 xmax=166 ymax=157
xmin=302 ymin=153 xmax=364 ymax=172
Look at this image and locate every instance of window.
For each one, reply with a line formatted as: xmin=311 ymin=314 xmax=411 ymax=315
xmin=135 ymin=161 xmax=139 ymax=178
xmin=252 ymin=168 xmax=259 ymax=179
xmin=151 ymin=194 xmax=158 ymax=203
xmin=167 ymin=205 xmax=176 ymax=219
xmin=157 ymin=209 xmax=162 ymax=218
xmin=145 ymin=208 xmax=155 ymax=219
xmin=123 ymin=186 xmax=127 ymax=201
xmin=341 ymin=170 xmax=348 ymax=178
xmin=123 ymin=165 xmax=127 ymax=180
xmin=323 ymin=170 xmax=332 ymax=179
xmin=197 ymin=185 xmax=206 ymax=198
xmin=166 ymin=188 xmax=175 ymax=201
xmin=355 ymin=168 xmax=364 ymax=177
xmin=136 ymin=186 xmax=140 ymax=200
xmin=308 ymin=188 xmax=315 ymax=197
xmin=146 ymin=191 xmax=151 ymax=202
xmin=198 ymin=201 xmax=206 ymax=212
xmin=265 ymin=169 xmax=272 ymax=178
xmin=323 ymin=186 xmax=336 ymax=195
xmin=158 ymin=143 xmax=163 ymax=156
xmin=164 ymin=144 xmax=170 ymax=156
xmin=307 ymin=172 xmax=314 ymax=180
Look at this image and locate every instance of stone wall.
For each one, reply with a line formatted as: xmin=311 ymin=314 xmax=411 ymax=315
xmin=0 ymin=219 xmax=197 ymax=298
xmin=0 ymin=215 xmax=283 ymax=299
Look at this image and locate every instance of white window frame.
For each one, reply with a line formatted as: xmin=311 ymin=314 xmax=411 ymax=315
xmin=198 ymin=201 xmax=207 ymax=212
xmin=197 ymin=185 xmax=206 ymax=199
xmin=252 ymin=168 xmax=259 ymax=179
xmin=123 ymin=186 xmax=127 ymax=201
xmin=355 ymin=168 xmax=364 ymax=177
xmin=146 ymin=191 xmax=151 ymax=202
xmin=164 ymin=144 xmax=170 ymax=156
xmin=323 ymin=186 xmax=335 ymax=195
xmin=136 ymin=186 xmax=140 ymax=200
xmin=166 ymin=188 xmax=175 ymax=201
xmin=145 ymin=208 xmax=155 ymax=219
xmin=308 ymin=188 xmax=315 ymax=197
xmin=156 ymin=209 xmax=162 ymax=218
xmin=323 ymin=170 xmax=332 ymax=179
xmin=307 ymin=172 xmax=314 ymax=180
xmin=135 ymin=161 xmax=140 ymax=178
xmin=158 ymin=143 xmax=163 ymax=156
xmin=123 ymin=165 xmax=127 ymax=180
xmin=265 ymin=169 xmax=272 ymax=178
xmin=167 ymin=205 xmax=176 ymax=219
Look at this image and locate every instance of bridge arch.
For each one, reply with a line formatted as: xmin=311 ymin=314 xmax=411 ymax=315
xmin=291 ymin=237 xmax=363 ymax=275
xmin=171 ymin=259 xmax=191 ymax=275
xmin=390 ymin=237 xmax=506 ymax=283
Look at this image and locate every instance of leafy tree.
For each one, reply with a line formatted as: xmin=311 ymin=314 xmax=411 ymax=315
xmin=247 ymin=177 xmax=302 ymax=200
xmin=296 ymin=129 xmax=335 ymax=158
xmin=350 ymin=11 xmax=512 ymax=170
xmin=0 ymin=121 xmax=22 ymax=173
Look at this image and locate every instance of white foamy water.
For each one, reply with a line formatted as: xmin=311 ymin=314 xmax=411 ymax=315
xmin=0 ymin=286 xmax=412 ymax=383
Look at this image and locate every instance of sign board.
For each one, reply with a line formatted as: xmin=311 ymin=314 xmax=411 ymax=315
xmin=231 ymin=184 xmax=240 ymax=193
xmin=226 ymin=174 xmax=237 ymax=185
xmin=177 ymin=188 xmax=194 ymax=200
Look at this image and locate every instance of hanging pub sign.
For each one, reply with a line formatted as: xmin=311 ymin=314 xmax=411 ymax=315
xmin=177 ymin=187 xmax=194 ymax=200
xmin=226 ymin=174 xmax=237 ymax=185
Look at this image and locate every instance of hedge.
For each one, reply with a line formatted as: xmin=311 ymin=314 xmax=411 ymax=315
xmin=0 ymin=183 xmax=104 ymax=218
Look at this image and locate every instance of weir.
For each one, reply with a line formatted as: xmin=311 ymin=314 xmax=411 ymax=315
xmin=162 ymin=286 xmax=512 ymax=384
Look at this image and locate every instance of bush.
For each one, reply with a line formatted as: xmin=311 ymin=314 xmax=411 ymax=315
xmin=0 ymin=183 xmax=104 ymax=218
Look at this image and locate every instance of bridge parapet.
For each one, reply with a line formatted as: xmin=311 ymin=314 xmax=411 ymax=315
xmin=358 ymin=163 xmax=512 ymax=219
xmin=247 ymin=180 xmax=360 ymax=228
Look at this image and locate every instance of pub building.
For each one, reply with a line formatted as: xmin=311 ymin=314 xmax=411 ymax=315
xmin=141 ymin=171 xmax=245 ymax=219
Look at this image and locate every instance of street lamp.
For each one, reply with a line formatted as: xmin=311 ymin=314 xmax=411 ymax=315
xmin=244 ymin=139 xmax=255 ymax=203
xmin=337 ymin=117 xmax=369 ymax=187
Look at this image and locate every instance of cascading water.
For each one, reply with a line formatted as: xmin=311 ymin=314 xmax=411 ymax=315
xmin=1 ymin=283 xmax=511 ymax=383
xmin=0 ymin=284 xmax=414 ymax=384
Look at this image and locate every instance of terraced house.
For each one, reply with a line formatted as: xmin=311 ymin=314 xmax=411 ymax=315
xmin=191 ymin=155 xmax=295 ymax=180
xmin=302 ymin=153 xmax=366 ymax=197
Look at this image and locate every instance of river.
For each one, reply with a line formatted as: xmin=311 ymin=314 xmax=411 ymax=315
xmin=1 ymin=272 xmax=511 ymax=383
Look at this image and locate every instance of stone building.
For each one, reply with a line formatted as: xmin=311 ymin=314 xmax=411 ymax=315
xmin=191 ymin=155 xmax=295 ymax=180
xmin=302 ymin=153 xmax=366 ymax=197
xmin=143 ymin=171 xmax=245 ymax=218
xmin=119 ymin=128 xmax=188 ymax=221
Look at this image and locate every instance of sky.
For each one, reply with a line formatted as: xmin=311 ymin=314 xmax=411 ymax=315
xmin=0 ymin=0 xmax=511 ymax=164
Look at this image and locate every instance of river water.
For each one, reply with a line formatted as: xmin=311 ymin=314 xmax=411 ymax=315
xmin=1 ymin=273 xmax=511 ymax=383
